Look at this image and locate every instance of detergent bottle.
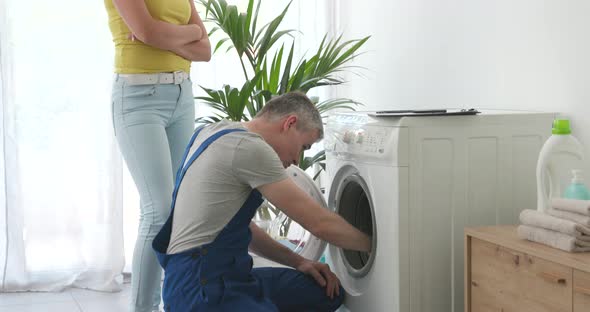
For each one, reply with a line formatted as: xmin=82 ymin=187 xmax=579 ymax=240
xmin=536 ymin=119 xmax=586 ymax=212
xmin=563 ymin=169 xmax=590 ymax=200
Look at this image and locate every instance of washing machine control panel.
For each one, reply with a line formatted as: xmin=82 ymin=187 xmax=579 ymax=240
xmin=340 ymin=128 xmax=388 ymax=154
xmin=324 ymin=123 xmax=407 ymax=165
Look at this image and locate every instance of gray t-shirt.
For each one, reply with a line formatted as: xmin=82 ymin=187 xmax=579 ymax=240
xmin=166 ymin=120 xmax=288 ymax=254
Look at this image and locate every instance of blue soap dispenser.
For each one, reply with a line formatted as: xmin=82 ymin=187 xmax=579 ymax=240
xmin=563 ymin=169 xmax=590 ymax=200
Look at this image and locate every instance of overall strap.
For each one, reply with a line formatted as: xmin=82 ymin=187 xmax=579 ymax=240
xmin=170 ymin=127 xmax=247 ymax=213
xmin=173 ymin=125 xmax=206 ymax=189
xmin=152 ymin=126 xmax=246 ymax=259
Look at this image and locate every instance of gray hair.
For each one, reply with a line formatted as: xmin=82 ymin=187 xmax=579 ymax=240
xmin=255 ymin=92 xmax=324 ymax=139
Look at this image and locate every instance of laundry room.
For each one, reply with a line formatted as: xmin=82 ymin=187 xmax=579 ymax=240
xmin=1 ymin=1 xmax=590 ymax=312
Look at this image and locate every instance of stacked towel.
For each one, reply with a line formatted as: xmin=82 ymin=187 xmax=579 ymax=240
xmin=551 ymin=198 xmax=590 ymax=216
xmin=519 ymin=209 xmax=590 ymax=241
xmin=546 ymin=209 xmax=590 ymax=227
xmin=517 ymin=225 xmax=590 ymax=252
xmin=518 ymin=200 xmax=590 ymax=253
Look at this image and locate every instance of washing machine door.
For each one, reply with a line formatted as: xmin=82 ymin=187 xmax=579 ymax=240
xmin=326 ymin=164 xmax=377 ymax=296
xmin=262 ymin=165 xmax=328 ymax=262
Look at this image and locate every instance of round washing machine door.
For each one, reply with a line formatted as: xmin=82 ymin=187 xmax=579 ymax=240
xmin=326 ymin=164 xmax=377 ymax=295
xmin=262 ymin=165 xmax=328 ymax=262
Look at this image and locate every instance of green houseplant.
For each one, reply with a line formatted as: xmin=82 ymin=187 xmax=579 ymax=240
xmin=196 ymin=0 xmax=369 ymax=237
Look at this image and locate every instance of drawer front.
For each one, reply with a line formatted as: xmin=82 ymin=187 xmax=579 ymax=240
xmin=574 ymin=269 xmax=590 ymax=312
xmin=470 ymin=238 xmax=572 ymax=312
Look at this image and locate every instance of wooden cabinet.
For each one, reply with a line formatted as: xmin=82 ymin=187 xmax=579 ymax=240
xmin=575 ymin=270 xmax=590 ymax=312
xmin=465 ymin=226 xmax=590 ymax=312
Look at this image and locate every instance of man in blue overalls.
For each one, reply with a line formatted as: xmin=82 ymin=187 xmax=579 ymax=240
xmin=153 ymin=92 xmax=372 ymax=311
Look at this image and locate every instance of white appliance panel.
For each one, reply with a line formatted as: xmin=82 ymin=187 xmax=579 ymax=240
xmin=326 ymin=111 xmax=556 ymax=312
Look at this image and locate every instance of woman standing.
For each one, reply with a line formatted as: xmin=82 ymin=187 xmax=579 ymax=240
xmin=104 ymin=0 xmax=210 ymax=311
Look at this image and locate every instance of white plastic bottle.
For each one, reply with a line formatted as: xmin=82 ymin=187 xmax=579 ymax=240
xmin=536 ymin=119 xmax=586 ymax=212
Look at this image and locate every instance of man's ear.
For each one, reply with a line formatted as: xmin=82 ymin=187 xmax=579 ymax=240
xmin=282 ymin=115 xmax=298 ymax=131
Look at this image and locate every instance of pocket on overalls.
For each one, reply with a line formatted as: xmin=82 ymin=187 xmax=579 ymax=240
xmin=162 ymin=274 xmax=194 ymax=311
xmin=163 ymin=291 xmax=188 ymax=312
xmin=233 ymin=254 xmax=254 ymax=273
xmin=220 ymin=275 xmax=262 ymax=303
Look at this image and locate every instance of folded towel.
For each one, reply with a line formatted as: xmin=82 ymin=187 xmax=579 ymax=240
xmin=519 ymin=209 xmax=590 ymax=241
xmin=552 ymin=198 xmax=590 ymax=216
xmin=517 ymin=225 xmax=590 ymax=252
xmin=546 ymin=208 xmax=590 ymax=227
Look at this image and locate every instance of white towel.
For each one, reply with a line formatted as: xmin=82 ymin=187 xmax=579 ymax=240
xmin=552 ymin=198 xmax=590 ymax=216
xmin=519 ymin=209 xmax=590 ymax=241
xmin=546 ymin=208 xmax=590 ymax=227
xmin=517 ymin=225 xmax=590 ymax=252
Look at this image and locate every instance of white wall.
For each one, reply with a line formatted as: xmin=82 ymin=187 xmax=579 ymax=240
xmin=333 ymin=0 xmax=590 ymax=157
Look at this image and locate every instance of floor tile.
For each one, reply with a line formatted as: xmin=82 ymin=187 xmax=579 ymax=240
xmin=0 ymin=301 xmax=81 ymax=312
xmin=0 ymin=291 xmax=73 ymax=306
xmin=69 ymin=286 xmax=129 ymax=302
xmin=74 ymin=296 xmax=128 ymax=312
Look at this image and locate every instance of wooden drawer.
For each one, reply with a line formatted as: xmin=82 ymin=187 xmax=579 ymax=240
xmin=574 ymin=269 xmax=590 ymax=312
xmin=470 ymin=237 xmax=572 ymax=312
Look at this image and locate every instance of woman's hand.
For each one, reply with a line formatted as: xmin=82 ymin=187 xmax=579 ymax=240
xmin=113 ymin=0 xmax=204 ymax=50
xmin=295 ymin=259 xmax=341 ymax=299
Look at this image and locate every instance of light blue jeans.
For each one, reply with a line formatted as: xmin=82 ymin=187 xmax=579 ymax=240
xmin=111 ymin=75 xmax=195 ymax=312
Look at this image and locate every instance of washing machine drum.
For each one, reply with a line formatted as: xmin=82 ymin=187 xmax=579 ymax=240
xmin=263 ymin=165 xmax=328 ymax=261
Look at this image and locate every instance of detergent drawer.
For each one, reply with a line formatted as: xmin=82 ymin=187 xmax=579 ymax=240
xmin=324 ymin=124 xmax=408 ymax=167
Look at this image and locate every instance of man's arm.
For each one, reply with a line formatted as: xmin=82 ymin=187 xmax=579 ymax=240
xmin=249 ymin=222 xmax=341 ymax=299
xmin=249 ymin=221 xmax=306 ymax=268
xmin=258 ymin=178 xmax=372 ymax=252
xmin=170 ymin=0 xmax=211 ymax=62
xmin=112 ymin=0 xmax=202 ymax=50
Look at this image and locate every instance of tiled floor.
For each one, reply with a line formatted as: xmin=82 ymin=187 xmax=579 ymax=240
xmin=0 ymin=283 xmax=135 ymax=312
xmin=0 ymin=260 xmax=347 ymax=312
xmin=0 ymin=282 xmax=349 ymax=312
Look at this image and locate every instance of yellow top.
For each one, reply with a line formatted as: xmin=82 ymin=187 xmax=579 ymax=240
xmin=104 ymin=0 xmax=191 ymax=74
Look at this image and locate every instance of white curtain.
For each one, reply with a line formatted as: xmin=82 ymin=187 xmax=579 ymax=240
xmin=0 ymin=0 xmax=336 ymax=290
xmin=0 ymin=0 xmax=124 ymax=291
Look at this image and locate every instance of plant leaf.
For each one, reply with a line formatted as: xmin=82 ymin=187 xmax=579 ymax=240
xmin=279 ymin=42 xmax=294 ymax=94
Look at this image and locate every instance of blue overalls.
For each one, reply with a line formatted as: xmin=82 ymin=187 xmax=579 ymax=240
xmin=152 ymin=127 xmax=344 ymax=312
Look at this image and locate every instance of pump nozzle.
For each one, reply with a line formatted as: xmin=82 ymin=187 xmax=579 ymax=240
xmin=571 ymin=169 xmax=585 ymax=184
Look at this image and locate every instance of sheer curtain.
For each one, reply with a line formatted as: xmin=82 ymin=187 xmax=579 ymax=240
xmin=0 ymin=0 xmax=124 ymax=291
xmin=0 ymin=0 xmax=337 ymax=290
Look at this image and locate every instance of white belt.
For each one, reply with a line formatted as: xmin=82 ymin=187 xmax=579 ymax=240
xmin=116 ymin=71 xmax=190 ymax=86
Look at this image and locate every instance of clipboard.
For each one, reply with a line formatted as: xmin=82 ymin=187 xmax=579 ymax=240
xmin=368 ymin=108 xmax=481 ymax=117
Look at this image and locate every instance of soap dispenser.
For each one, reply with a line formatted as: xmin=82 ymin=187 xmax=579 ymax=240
xmin=563 ymin=169 xmax=590 ymax=200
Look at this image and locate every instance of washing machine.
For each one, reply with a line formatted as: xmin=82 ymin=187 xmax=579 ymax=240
xmin=323 ymin=110 xmax=556 ymax=312
xmin=255 ymin=110 xmax=556 ymax=312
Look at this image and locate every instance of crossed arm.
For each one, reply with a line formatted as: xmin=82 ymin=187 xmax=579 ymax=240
xmin=112 ymin=0 xmax=211 ymax=62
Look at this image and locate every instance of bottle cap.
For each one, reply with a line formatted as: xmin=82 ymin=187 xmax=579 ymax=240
xmin=552 ymin=119 xmax=571 ymax=135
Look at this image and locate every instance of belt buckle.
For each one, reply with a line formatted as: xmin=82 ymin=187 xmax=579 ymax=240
xmin=173 ymin=71 xmax=183 ymax=84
